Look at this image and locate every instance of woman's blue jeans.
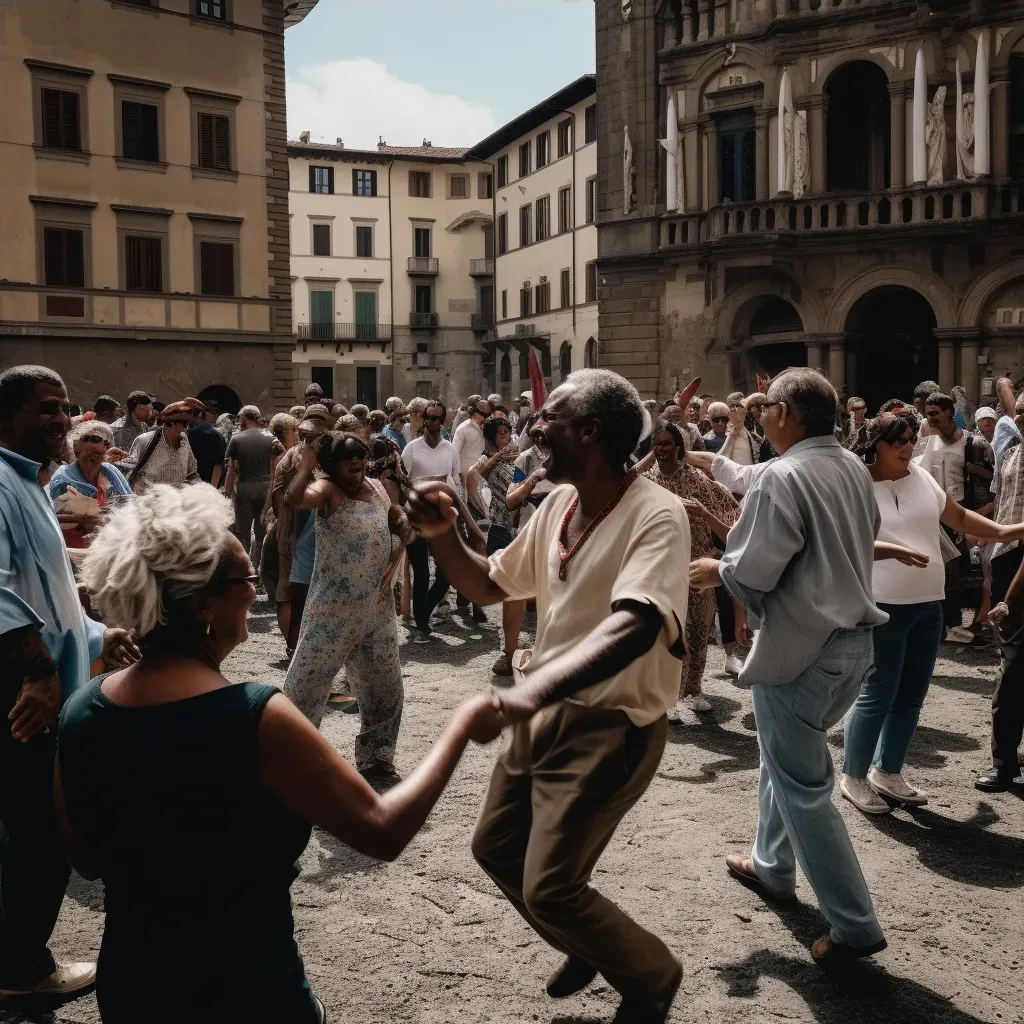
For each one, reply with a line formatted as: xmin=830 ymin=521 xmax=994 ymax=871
xmin=843 ymin=601 xmax=944 ymax=779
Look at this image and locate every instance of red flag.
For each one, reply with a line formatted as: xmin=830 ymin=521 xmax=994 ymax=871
xmin=528 ymin=348 xmax=547 ymax=411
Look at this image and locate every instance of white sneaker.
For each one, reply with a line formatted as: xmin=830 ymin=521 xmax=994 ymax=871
xmin=868 ymin=766 xmax=928 ymax=806
xmin=724 ymin=653 xmax=744 ymax=677
xmin=684 ymin=694 xmax=713 ymax=713
xmin=840 ymin=774 xmax=891 ymax=815
xmin=666 ymin=698 xmax=686 ymax=722
xmin=0 ymin=961 xmax=96 ymax=997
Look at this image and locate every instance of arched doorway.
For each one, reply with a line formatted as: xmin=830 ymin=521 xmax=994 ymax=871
xmin=825 ymin=62 xmax=890 ymax=192
xmin=584 ymin=337 xmax=597 ymax=368
xmin=744 ymin=297 xmax=806 ymax=382
xmin=846 ymin=287 xmax=937 ymax=413
xmin=196 ymin=384 xmax=241 ymax=415
xmin=559 ymin=341 xmax=572 ymax=381
xmin=499 ymin=352 xmax=511 ymax=391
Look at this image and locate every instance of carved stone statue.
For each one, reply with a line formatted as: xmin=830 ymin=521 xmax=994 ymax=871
xmin=794 ymin=110 xmax=810 ymax=199
xmin=622 ymin=0 xmax=632 ymax=20
xmin=623 ymin=125 xmax=635 ymax=216
xmin=926 ymin=85 xmax=947 ymax=186
xmin=956 ymin=58 xmax=976 ymax=180
xmin=777 ymin=68 xmax=795 ymax=196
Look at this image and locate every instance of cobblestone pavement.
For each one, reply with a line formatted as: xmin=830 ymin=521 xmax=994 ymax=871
xmin=3 ymin=597 xmax=1023 ymax=1024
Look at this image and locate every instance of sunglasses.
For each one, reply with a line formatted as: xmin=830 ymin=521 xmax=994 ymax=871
xmin=892 ymin=435 xmax=916 ymax=447
xmin=80 ymin=435 xmax=111 ymax=446
xmin=423 ymin=414 xmax=443 ymax=422
xmin=165 ymin=418 xmax=192 ymax=427
xmin=39 ymin=400 xmax=72 ymax=416
xmin=710 ymin=416 xmax=729 ymax=424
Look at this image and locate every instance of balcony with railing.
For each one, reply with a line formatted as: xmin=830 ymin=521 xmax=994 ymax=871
xmin=410 ymin=311 xmax=439 ymax=329
xmin=296 ymin=322 xmax=392 ymax=342
xmin=659 ymin=182 xmax=1024 ymax=251
xmin=469 ymin=258 xmax=494 ymax=277
xmin=407 ymin=257 xmax=439 ymax=276
xmin=471 ymin=312 xmax=494 ymax=330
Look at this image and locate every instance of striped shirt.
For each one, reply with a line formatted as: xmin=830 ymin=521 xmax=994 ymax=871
xmin=124 ymin=429 xmax=199 ymax=493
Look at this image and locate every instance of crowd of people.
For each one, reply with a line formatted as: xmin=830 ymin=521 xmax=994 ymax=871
xmin=1 ymin=359 xmax=1022 ymax=1023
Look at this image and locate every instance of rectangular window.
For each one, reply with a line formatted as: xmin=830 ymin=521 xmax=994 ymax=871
xmin=478 ymin=172 xmax=493 ymax=200
xmin=199 ymin=240 xmax=235 ymax=296
xmin=414 ymin=284 xmax=433 ymax=313
xmin=312 ymin=223 xmax=331 ymax=257
xmin=535 ymin=195 xmax=550 ymax=242
xmin=196 ymin=111 xmax=231 ymax=171
xmin=518 ymin=141 xmax=531 ymax=178
xmin=44 ymin=227 xmax=85 ymax=287
xmin=448 ymin=174 xmax=468 ymax=199
xmin=497 ymin=213 xmax=508 ymax=255
xmin=121 ymin=100 xmax=160 ymax=162
xmin=310 ymin=289 xmax=333 ymax=326
xmin=520 ymin=287 xmax=532 ymax=317
xmin=496 ymin=154 xmax=508 ymax=188
xmin=519 ymin=205 xmax=532 ymax=247
xmin=557 ymin=118 xmax=572 ymax=158
xmin=501 ymin=289 xmax=508 ymax=319
xmin=535 ymin=281 xmax=550 ymax=314
xmin=584 ymin=104 xmax=597 ymax=145
xmin=483 ymin=223 xmax=494 ymax=259
xmin=536 ymin=130 xmax=550 ymax=169
xmin=124 ymin=235 xmax=162 ymax=292
xmin=309 ymin=165 xmax=334 ymax=194
xmin=196 ymin=0 xmax=226 ymax=18
xmin=40 ymin=88 xmax=81 ymax=151
xmin=355 ymin=224 xmax=373 ymax=258
xmin=586 ymin=177 xmax=597 ymax=224
xmin=559 ymin=268 xmax=571 ymax=309
xmin=558 ymin=186 xmax=572 ymax=234
xmin=414 ymin=227 xmax=432 ymax=258
xmin=585 ymin=261 xmax=597 ymax=303
xmin=409 ymin=170 xmax=432 ymax=197
xmin=354 ymin=291 xmax=377 ymax=333
xmin=352 ymin=169 xmax=377 ymax=196
xmin=718 ymin=119 xmax=756 ymax=203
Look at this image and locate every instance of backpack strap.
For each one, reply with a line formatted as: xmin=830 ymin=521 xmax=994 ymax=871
xmin=127 ymin=430 xmax=162 ymax=489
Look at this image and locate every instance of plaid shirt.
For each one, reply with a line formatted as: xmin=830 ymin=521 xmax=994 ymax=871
xmin=123 ymin=429 xmax=199 ymax=493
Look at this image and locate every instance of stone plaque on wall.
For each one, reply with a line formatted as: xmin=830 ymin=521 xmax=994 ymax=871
xmin=448 ymin=299 xmax=474 ymax=313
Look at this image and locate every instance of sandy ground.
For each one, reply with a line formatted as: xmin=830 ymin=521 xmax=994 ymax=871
xmin=2 ymin=596 xmax=1022 ymax=1024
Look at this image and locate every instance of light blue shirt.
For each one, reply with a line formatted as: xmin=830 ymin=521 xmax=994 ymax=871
xmin=0 ymin=448 xmax=104 ymax=701
xmin=718 ymin=435 xmax=887 ymax=686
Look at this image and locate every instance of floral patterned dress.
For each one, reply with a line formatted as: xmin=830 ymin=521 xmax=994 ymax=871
xmin=644 ymin=463 xmax=740 ymax=697
xmin=283 ymin=478 xmax=403 ymax=769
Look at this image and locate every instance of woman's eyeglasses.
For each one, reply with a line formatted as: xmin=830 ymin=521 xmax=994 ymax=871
xmin=80 ymin=435 xmax=111 ymax=446
xmin=710 ymin=416 xmax=730 ymax=424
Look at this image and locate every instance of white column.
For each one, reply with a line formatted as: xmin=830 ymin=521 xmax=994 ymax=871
xmin=912 ymin=47 xmax=928 ymax=184
xmin=777 ymin=68 xmax=793 ymax=195
xmin=661 ymin=92 xmax=678 ymax=212
xmin=975 ymin=29 xmax=991 ymax=176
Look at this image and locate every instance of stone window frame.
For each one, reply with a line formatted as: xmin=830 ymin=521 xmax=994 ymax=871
xmin=186 ymin=87 xmax=240 ymax=181
xmin=585 ymin=260 xmax=598 ymax=303
xmin=557 ymin=117 xmax=573 ymax=159
xmin=113 ymin=204 xmax=172 ymax=293
xmin=409 ymin=169 xmax=433 ymax=198
xmin=536 ymin=129 xmax=551 ymax=169
xmin=585 ymin=175 xmax=598 ymax=224
xmin=557 ymin=185 xmax=572 ymax=234
xmin=193 ymin=0 xmax=231 ymax=22
xmin=496 ymin=154 xmax=508 ymax=188
xmin=477 ymin=171 xmax=493 ymax=200
xmin=26 ymin=59 xmax=93 ymax=163
xmin=309 ymin=216 xmax=333 ymax=257
xmin=535 ymin=194 xmax=551 ymax=242
xmin=352 ymin=219 xmax=376 ymax=259
xmin=110 ymin=74 xmax=169 ymax=170
xmin=31 ymin=195 xmax=96 ymax=321
xmin=518 ymin=203 xmax=532 ymax=248
xmin=189 ymin=213 xmax=241 ymax=297
xmin=447 ymin=172 xmax=470 ymax=200
xmin=559 ymin=267 xmax=572 ymax=309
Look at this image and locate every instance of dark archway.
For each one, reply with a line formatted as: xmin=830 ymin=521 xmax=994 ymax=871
xmin=846 ymin=286 xmax=937 ymax=413
xmin=742 ymin=298 xmax=805 ymax=384
xmin=499 ymin=352 xmax=511 ymax=390
xmin=750 ymin=342 xmax=808 ymax=380
xmin=559 ymin=341 xmax=572 ymax=381
xmin=196 ymin=384 xmax=241 ymax=415
xmin=825 ymin=61 xmax=890 ymax=192
xmin=584 ymin=337 xmax=597 ymax=368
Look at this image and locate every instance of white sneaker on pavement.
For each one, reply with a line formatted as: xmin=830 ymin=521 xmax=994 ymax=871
xmin=840 ymin=774 xmax=891 ymax=815
xmin=684 ymin=694 xmax=713 ymax=713
xmin=0 ymin=962 xmax=96 ymax=997
xmin=868 ymin=766 xmax=928 ymax=806
xmin=724 ymin=653 xmax=744 ymax=677
xmin=666 ymin=698 xmax=688 ymax=722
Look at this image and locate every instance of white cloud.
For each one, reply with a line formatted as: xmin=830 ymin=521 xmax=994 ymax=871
xmin=286 ymin=59 xmax=496 ymax=150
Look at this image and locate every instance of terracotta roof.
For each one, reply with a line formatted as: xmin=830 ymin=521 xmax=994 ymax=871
xmin=376 ymin=144 xmax=469 ymax=158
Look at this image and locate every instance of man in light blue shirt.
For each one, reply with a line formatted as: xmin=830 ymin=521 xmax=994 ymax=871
xmin=0 ymin=366 xmax=135 ymax=999
xmin=690 ymin=368 xmax=888 ymax=966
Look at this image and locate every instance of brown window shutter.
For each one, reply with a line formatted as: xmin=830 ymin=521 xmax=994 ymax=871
xmin=201 ymin=241 xmax=234 ymax=296
xmin=214 ymin=115 xmax=231 ymax=170
xmin=41 ymin=89 xmax=63 ymax=148
xmin=126 ymin=236 xmax=162 ymax=291
xmin=198 ymin=112 xmax=214 ymax=168
xmin=61 ymin=91 xmax=81 ymax=150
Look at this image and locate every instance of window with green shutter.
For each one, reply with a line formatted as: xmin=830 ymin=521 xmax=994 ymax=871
xmin=309 ymin=290 xmax=334 ymax=340
xmin=354 ymin=292 xmax=377 ymax=341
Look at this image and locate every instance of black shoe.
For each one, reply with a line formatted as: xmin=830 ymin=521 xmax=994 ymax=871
xmin=612 ymin=968 xmax=682 ymax=1023
xmin=472 ymin=606 xmax=488 ymax=623
xmin=359 ymin=764 xmax=402 ymax=792
xmin=545 ymin=956 xmax=598 ymax=999
xmin=975 ymin=770 xmax=1023 ymax=792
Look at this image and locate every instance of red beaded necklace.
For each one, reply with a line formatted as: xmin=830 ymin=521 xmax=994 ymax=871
xmin=557 ymin=469 xmax=637 ymax=581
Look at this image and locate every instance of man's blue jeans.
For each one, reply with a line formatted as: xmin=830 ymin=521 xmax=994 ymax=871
xmin=843 ymin=601 xmax=944 ymax=779
xmin=751 ymin=628 xmax=884 ymax=948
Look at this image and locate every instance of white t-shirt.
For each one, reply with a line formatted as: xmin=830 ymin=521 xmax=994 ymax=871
xmin=488 ymin=477 xmax=691 ymax=726
xmin=915 ymin=431 xmax=966 ymax=503
xmin=401 ymin=437 xmax=462 ymax=492
xmin=452 ymin=418 xmax=486 ymax=480
xmin=872 ymin=462 xmax=948 ymax=604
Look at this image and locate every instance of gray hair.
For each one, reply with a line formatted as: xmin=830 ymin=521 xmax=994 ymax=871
xmin=486 ymin=393 xmax=503 ymax=405
xmin=563 ymin=369 xmax=644 ymax=470
xmin=350 ymin=404 xmax=369 ymax=421
xmin=69 ymin=420 xmax=114 ymax=449
xmin=407 ymin=397 xmax=428 ymax=414
xmin=239 ymin=405 xmax=261 ymax=423
xmin=268 ymin=412 xmax=298 ymax=440
xmin=80 ymin=483 xmax=235 ymax=637
xmin=707 ymin=401 xmax=730 ymax=418
xmin=767 ymin=368 xmax=837 ymax=437
xmin=384 ymin=396 xmax=404 ymax=413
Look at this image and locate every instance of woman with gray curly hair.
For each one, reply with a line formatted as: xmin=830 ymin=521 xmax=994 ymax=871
xmin=49 ymin=421 xmax=133 ymax=549
xmin=55 ymin=483 xmax=502 ymax=1024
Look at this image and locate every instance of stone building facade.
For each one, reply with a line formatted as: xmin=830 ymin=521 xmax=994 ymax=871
xmin=595 ymin=0 xmax=1024 ymax=410
xmin=0 ymin=0 xmax=316 ymax=415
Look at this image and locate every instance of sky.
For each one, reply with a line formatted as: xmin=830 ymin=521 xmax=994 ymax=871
xmin=284 ymin=0 xmax=596 ymax=151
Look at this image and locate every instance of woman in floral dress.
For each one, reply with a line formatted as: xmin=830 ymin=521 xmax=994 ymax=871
xmin=283 ymin=432 xmax=413 ymax=788
xmin=644 ymin=420 xmax=740 ymax=716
